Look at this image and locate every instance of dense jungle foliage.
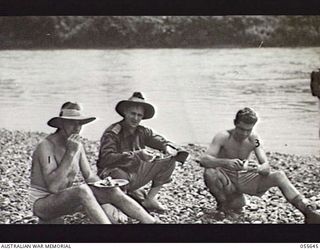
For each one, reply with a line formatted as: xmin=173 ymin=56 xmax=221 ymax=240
xmin=1 ymin=16 xmax=320 ymax=49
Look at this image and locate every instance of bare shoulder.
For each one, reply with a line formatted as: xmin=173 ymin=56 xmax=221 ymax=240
xmin=248 ymin=132 xmax=261 ymax=141
xmin=248 ymin=133 xmax=263 ymax=147
xmin=33 ymin=137 xmax=54 ymax=159
xmin=207 ymin=131 xmax=230 ymax=149
xmin=205 ymin=131 xmax=229 ymax=156
xmin=212 ymin=131 xmax=230 ymax=143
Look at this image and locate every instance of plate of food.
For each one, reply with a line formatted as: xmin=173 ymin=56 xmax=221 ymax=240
xmin=89 ymin=177 xmax=129 ymax=188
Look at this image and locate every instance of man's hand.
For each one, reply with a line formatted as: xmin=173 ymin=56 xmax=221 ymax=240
xmin=226 ymin=159 xmax=244 ymax=171
xmin=66 ymin=134 xmax=82 ymax=155
xmin=140 ymin=149 xmax=156 ymax=162
xmin=165 ymin=145 xmax=178 ymax=156
xmin=242 ymin=160 xmax=259 ymax=172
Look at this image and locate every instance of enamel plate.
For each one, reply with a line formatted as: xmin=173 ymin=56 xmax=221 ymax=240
xmin=90 ymin=179 xmax=129 ymax=188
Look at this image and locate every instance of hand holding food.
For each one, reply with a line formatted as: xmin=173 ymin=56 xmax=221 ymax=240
xmin=242 ymin=160 xmax=259 ymax=172
xmin=140 ymin=149 xmax=156 ymax=162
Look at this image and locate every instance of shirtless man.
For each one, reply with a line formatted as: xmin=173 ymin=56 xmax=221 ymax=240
xmin=30 ymin=102 xmax=157 ymax=224
xmin=200 ymin=107 xmax=320 ymax=223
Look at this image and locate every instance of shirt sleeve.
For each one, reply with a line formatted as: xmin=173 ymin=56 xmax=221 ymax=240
xmin=143 ymin=127 xmax=171 ymax=152
xmin=98 ymin=132 xmax=143 ymax=170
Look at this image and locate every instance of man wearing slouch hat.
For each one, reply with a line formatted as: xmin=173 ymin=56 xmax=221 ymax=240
xmin=97 ymin=92 xmax=188 ymax=213
xmin=30 ymin=101 xmax=157 ymax=224
xmin=200 ymin=107 xmax=320 ymax=223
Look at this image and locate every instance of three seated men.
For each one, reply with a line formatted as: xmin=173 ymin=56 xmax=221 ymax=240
xmin=200 ymin=107 xmax=320 ymax=223
xmin=30 ymin=97 xmax=320 ymax=224
xmin=30 ymin=102 xmax=158 ymax=224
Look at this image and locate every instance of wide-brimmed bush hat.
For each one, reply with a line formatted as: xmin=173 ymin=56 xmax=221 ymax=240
xmin=115 ymin=92 xmax=155 ymax=119
xmin=47 ymin=102 xmax=96 ymax=128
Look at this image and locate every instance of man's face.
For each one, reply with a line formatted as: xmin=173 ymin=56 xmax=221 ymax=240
xmin=61 ymin=120 xmax=83 ymax=136
xmin=123 ymin=105 xmax=144 ymax=129
xmin=234 ymin=121 xmax=255 ymax=141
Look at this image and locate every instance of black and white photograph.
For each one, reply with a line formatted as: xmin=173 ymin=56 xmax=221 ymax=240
xmin=1 ymin=15 xmax=320 ymax=243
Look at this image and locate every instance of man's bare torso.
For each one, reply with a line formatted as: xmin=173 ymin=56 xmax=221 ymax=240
xmin=217 ymin=129 xmax=256 ymax=160
xmin=31 ymin=134 xmax=81 ymax=192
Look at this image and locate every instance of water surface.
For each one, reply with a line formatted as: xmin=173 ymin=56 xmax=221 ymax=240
xmin=0 ymin=48 xmax=319 ymax=155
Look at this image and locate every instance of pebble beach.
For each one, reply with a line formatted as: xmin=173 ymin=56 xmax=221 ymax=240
xmin=1 ymin=128 xmax=320 ymax=224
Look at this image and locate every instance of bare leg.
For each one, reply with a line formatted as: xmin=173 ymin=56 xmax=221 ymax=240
xmin=146 ymin=185 xmax=162 ymax=200
xmin=204 ymin=168 xmax=228 ymax=205
xmin=204 ymin=168 xmax=239 ymax=209
xmin=257 ymin=170 xmax=299 ymax=201
xmin=91 ymin=186 xmax=155 ymax=223
xmin=203 ymin=168 xmax=244 ymax=220
xmin=257 ymin=170 xmax=320 ymax=223
xmin=140 ymin=185 xmax=167 ymax=213
xmin=34 ymin=184 xmax=111 ymax=224
xmin=101 ymin=204 xmax=128 ymax=224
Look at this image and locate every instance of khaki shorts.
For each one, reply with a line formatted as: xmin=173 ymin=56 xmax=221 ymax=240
xmin=100 ymin=156 xmax=176 ymax=191
xmin=220 ymin=168 xmax=269 ymax=197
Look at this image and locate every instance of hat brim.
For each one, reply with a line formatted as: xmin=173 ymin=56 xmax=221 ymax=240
xmin=47 ymin=116 xmax=96 ymax=128
xmin=116 ymin=100 xmax=155 ymax=119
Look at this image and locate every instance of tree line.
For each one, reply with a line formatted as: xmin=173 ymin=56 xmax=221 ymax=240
xmin=1 ymin=16 xmax=320 ymax=49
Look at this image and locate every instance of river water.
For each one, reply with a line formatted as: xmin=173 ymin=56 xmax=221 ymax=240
xmin=0 ymin=48 xmax=319 ymax=155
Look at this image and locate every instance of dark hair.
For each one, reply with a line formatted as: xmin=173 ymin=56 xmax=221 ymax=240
xmin=59 ymin=102 xmax=81 ymax=116
xmin=234 ymin=107 xmax=258 ymax=125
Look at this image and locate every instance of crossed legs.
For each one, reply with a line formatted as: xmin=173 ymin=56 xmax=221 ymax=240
xmin=33 ymin=184 xmax=155 ymax=224
xmin=34 ymin=184 xmax=111 ymax=224
xmin=107 ymin=157 xmax=176 ymax=213
xmin=91 ymin=185 xmax=155 ymax=223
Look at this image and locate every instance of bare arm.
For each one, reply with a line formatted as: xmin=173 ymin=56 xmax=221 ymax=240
xmin=38 ymin=134 xmax=81 ymax=193
xmin=252 ymin=135 xmax=271 ymax=175
xmin=79 ymin=146 xmax=101 ymax=183
xmin=200 ymin=132 xmax=243 ymax=171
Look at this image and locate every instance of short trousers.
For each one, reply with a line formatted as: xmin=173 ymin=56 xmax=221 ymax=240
xmin=29 ymin=185 xmax=51 ymax=205
xmin=100 ymin=156 xmax=176 ymax=191
xmin=215 ymin=167 xmax=269 ymax=197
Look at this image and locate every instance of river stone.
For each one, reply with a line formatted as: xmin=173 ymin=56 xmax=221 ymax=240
xmin=1 ymin=129 xmax=319 ymax=224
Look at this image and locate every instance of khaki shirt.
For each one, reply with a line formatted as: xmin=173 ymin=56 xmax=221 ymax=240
xmin=97 ymin=120 xmax=171 ymax=174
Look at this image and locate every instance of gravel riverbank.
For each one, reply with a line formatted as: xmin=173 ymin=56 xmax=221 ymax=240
xmin=1 ymin=128 xmax=320 ymax=224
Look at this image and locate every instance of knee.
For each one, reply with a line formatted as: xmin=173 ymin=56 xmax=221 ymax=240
xmin=160 ymin=157 xmax=176 ymax=171
xmin=204 ymin=168 xmax=224 ymax=190
xmin=271 ymin=170 xmax=288 ymax=184
xmin=77 ymin=184 xmax=95 ymax=202
xmin=204 ymin=168 xmax=218 ymax=181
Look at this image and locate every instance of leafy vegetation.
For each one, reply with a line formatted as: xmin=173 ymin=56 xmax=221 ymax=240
xmin=1 ymin=16 xmax=320 ymax=49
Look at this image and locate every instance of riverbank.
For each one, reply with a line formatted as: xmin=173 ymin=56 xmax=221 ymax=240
xmin=2 ymin=17 xmax=320 ymax=49
xmin=0 ymin=128 xmax=319 ymax=224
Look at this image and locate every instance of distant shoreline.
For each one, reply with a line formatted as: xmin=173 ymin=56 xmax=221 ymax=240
xmin=2 ymin=16 xmax=320 ymax=50
xmin=1 ymin=45 xmax=320 ymax=50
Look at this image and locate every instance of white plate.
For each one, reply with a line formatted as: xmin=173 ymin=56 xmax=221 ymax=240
xmin=90 ymin=179 xmax=129 ymax=188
